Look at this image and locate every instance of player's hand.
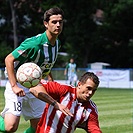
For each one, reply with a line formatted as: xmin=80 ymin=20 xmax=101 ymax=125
xmin=12 ymin=85 xmax=25 ymax=97
xmin=54 ymin=102 xmax=73 ymax=117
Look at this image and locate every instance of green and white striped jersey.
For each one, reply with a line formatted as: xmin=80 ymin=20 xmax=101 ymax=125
xmin=11 ymin=31 xmax=61 ymax=78
xmin=66 ymin=63 xmax=77 ymax=77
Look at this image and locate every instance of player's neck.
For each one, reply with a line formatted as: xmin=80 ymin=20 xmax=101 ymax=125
xmin=46 ymin=31 xmax=58 ymax=46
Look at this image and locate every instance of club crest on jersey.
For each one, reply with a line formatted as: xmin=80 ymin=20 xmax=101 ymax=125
xmin=17 ymin=50 xmax=27 ymax=57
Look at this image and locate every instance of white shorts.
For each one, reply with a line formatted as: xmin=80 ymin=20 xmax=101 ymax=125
xmin=1 ymin=81 xmax=46 ymax=121
xmin=68 ymin=74 xmax=77 ymax=82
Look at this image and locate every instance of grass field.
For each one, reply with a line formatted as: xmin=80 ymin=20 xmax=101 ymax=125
xmin=0 ymin=87 xmax=132 ymax=133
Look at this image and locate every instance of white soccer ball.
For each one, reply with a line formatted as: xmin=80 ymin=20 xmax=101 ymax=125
xmin=16 ymin=62 xmax=42 ymax=88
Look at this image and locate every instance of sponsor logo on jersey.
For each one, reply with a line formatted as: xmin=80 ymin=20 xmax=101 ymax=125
xmin=40 ymin=63 xmax=54 ymax=70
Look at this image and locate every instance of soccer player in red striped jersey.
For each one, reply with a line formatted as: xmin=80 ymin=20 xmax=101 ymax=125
xmin=30 ymin=72 xmax=102 ymax=133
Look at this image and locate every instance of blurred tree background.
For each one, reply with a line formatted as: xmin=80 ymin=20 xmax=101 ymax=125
xmin=0 ymin=0 xmax=133 ymax=68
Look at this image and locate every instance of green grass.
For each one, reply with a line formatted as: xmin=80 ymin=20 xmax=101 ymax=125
xmin=92 ymin=88 xmax=132 ymax=133
xmin=0 ymin=87 xmax=132 ymax=133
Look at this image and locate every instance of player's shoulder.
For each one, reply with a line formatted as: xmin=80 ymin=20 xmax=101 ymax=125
xmin=89 ymin=99 xmax=97 ymax=106
xmin=19 ymin=32 xmax=44 ymax=47
xmin=83 ymin=100 xmax=97 ymax=110
xmin=68 ymin=63 xmax=71 ymax=66
xmin=88 ymin=100 xmax=98 ymax=114
xmin=41 ymin=80 xmax=64 ymax=88
xmin=87 ymin=99 xmax=97 ymax=109
xmin=32 ymin=32 xmax=47 ymax=43
xmin=54 ymin=81 xmax=75 ymax=94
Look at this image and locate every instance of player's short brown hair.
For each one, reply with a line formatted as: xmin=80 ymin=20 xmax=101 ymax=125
xmin=43 ymin=7 xmax=64 ymax=22
xmin=79 ymin=72 xmax=100 ymax=87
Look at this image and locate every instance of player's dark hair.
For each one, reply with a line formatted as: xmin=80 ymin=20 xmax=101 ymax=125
xmin=43 ymin=7 xmax=64 ymax=22
xmin=79 ymin=72 xmax=100 ymax=87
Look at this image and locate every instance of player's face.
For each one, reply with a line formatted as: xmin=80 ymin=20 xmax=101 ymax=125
xmin=77 ymin=78 xmax=97 ymax=102
xmin=44 ymin=14 xmax=63 ymax=36
xmin=70 ymin=59 xmax=74 ymax=63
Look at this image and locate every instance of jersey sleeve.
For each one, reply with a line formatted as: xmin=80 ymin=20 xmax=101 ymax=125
xmin=65 ymin=63 xmax=69 ymax=69
xmin=42 ymin=81 xmax=69 ymax=101
xmin=12 ymin=34 xmax=43 ymax=60
xmin=87 ymin=101 xmax=102 ymax=133
xmin=87 ymin=112 xmax=102 ymax=133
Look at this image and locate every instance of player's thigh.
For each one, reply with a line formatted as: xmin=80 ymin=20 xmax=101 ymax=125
xmin=1 ymin=81 xmax=23 ymax=126
xmin=22 ymin=93 xmax=46 ymax=121
xmin=73 ymin=74 xmax=77 ymax=81
xmin=4 ymin=113 xmax=20 ymax=131
xmin=68 ymin=76 xmax=72 ymax=81
xmin=2 ymin=81 xmax=23 ymax=116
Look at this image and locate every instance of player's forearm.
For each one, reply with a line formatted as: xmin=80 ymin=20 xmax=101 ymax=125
xmin=29 ymin=86 xmax=57 ymax=106
xmin=30 ymin=86 xmax=74 ymax=116
xmin=38 ymin=92 xmax=57 ymax=105
xmin=64 ymin=69 xmax=67 ymax=75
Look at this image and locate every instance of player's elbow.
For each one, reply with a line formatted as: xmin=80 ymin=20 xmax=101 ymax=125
xmin=29 ymin=87 xmax=39 ymax=98
xmin=5 ymin=53 xmax=15 ymax=66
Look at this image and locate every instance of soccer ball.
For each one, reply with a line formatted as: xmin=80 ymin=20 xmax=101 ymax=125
xmin=16 ymin=62 xmax=42 ymax=88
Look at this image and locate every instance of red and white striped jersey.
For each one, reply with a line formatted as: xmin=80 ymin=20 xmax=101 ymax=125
xmin=36 ymin=81 xmax=102 ymax=133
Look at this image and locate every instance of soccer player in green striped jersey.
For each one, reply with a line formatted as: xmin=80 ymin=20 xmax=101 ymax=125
xmin=64 ymin=58 xmax=78 ymax=86
xmin=0 ymin=7 xmax=64 ymax=133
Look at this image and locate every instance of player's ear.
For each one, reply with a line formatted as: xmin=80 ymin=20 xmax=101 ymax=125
xmin=44 ymin=21 xmax=48 ymax=28
xmin=77 ymin=82 xmax=81 ymax=89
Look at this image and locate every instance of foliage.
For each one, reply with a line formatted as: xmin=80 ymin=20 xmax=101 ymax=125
xmin=0 ymin=42 xmax=13 ymax=67
xmin=0 ymin=0 xmax=133 ymax=68
xmin=62 ymin=0 xmax=133 ymax=68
